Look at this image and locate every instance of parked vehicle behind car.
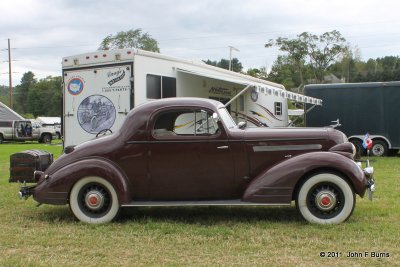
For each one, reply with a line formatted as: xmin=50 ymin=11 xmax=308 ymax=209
xmin=14 ymin=98 xmax=375 ymax=224
xmin=0 ymin=120 xmax=57 ymax=144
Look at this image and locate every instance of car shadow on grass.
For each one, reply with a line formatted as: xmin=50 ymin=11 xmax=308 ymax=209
xmin=31 ymin=205 xmax=304 ymax=225
xmin=118 ymin=206 xmax=304 ymax=225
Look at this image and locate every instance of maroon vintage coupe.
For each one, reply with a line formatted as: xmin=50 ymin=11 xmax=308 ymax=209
xmin=16 ymin=98 xmax=375 ymax=224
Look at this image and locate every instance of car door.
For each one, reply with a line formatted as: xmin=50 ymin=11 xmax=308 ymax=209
xmin=30 ymin=122 xmax=40 ymax=139
xmin=148 ymin=108 xmax=235 ymax=200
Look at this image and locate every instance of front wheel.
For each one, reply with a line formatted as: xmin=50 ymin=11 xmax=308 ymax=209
xmin=296 ymin=173 xmax=355 ymax=224
xmin=69 ymin=176 xmax=119 ymax=224
xmin=41 ymin=134 xmax=52 ymax=144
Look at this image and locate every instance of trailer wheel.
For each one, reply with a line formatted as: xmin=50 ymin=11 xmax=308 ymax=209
xmin=69 ymin=176 xmax=119 ymax=224
xmin=371 ymin=140 xmax=388 ymax=157
xmin=296 ymin=173 xmax=355 ymax=224
xmin=350 ymin=139 xmax=364 ymax=158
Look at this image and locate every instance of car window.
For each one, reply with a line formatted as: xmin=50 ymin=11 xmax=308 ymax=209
xmin=153 ymin=109 xmax=219 ymax=138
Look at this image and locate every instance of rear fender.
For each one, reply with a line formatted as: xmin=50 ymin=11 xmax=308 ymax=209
xmin=33 ymin=157 xmax=132 ymax=205
xmin=242 ymin=152 xmax=367 ymax=204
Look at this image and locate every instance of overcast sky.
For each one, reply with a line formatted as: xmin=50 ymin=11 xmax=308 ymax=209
xmin=1 ymin=0 xmax=400 ymax=86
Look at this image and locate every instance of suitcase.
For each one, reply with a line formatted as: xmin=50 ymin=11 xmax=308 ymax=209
xmin=9 ymin=150 xmax=53 ymax=183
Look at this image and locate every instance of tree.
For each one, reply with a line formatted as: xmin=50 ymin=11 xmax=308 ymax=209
xmin=14 ymin=71 xmax=36 ymax=114
xmin=267 ymin=55 xmax=307 ymax=90
xmin=266 ymin=36 xmax=308 ymax=86
xmin=98 ymin=28 xmax=160 ymax=52
xmin=27 ymin=76 xmax=62 ymax=117
xmin=0 ymin=85 xmax=9 ymax=105
xmin=203 ymin=58 xmax=243 ymax=72
xmin=266 ymin=30 xmax=349 ymax=85
xmin=302 ymin=31 xmax=349 ymax=82
xmin=246 ymin=67 xmax=267 ymax=79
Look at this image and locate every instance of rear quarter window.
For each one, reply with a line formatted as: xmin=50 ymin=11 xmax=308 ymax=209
xmin=0 ymin=121 xmax=12 ymax=127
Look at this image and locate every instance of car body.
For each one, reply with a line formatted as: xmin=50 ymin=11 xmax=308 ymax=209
xmin=19 ymin=98 xmax=375 ymax=224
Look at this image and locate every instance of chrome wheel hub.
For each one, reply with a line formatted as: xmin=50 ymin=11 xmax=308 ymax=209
xmin=372 ymin=144 xmax=384 ymax=156
xmin=85 ymin=190 xmax=105 ymax=210
xmin=315 ymin=190 xmax=337 ymax=211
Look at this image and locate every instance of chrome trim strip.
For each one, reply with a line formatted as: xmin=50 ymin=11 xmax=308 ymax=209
xmin=121 ymin=200 xmax=290 ymax=207
xmin=253 ymin=144 xmax=322 ymax=152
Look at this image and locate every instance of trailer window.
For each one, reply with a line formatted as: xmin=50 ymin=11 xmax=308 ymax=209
xmin=274 ymin=102 xmax=282 ymax=116
xmin=239 ymin=95 xmax=244 ymax=111
xmin=162 ymin=77 xmax=176 ymax=98
xmin=146 ymin=74 xmax=176 ymax=99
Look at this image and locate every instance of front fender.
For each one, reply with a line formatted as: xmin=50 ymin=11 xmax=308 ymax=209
xmin=33 ymin=157 xmax=132 ymax=205
xmin=242 ymin=152 xmax=368 ymax=204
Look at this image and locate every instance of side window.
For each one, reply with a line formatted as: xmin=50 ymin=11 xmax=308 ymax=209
xmin=153 ymin=109 xmax=219 ymax=138
xmin=274 ymin=102 xmax=282 ymax=116
xmin=0 ymin=121 xmax=12 ymax=127
xmin=146 ymin=74 xmax=176 ymax=99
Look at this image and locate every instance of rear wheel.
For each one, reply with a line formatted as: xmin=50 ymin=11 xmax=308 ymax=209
xmin=69 ymin=176 xmax=119 ymax=224
xmin=296 ymin=173 xmax=355 ymax=224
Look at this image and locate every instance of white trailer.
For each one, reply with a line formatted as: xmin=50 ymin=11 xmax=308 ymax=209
xmin=62 ymin=49 xmax=321 ymax=147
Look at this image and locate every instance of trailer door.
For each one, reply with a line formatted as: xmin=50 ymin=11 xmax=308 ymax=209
xmin=63 ymin=63 xmax=133 ymax=147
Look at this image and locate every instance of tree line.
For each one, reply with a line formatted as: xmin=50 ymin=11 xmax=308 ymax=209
xmin=0 ymin=72 xmax=61 ymax=118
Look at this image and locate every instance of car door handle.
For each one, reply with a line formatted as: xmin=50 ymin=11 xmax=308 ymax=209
xmin=217 ymin=146 xmax=229 ymax=150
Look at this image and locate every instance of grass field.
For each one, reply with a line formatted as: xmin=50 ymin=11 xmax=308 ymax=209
xmin=0 ymin=142 xmax=399 ymax=266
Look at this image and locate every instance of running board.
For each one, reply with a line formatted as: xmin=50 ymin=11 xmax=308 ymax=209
xmin=121 ymin=199 xmax=290 ymax=207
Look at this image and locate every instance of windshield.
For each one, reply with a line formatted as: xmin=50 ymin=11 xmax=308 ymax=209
xmin=218 ymin=107 xmax=237 ymax=129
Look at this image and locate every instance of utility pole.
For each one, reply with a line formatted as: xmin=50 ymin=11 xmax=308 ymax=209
xmin=228 ymin=46 xmax=239 ymax=71
xmin=8 ymin=38 xmax=12 ymax=108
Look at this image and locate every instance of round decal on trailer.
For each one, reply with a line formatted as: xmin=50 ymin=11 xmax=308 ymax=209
xmin=250 ymin=88 xmax=258 ymax=102
xmin=67 ymin=78 xmax=84 ymax=95
xmin=77 ymin=95 xmax=116 ymax=134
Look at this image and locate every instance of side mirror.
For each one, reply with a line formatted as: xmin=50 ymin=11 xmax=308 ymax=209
xmin=238 ymin=121 xmax=247 ymax=129
xmin=212 ymin=113 xmax=219 ymax=123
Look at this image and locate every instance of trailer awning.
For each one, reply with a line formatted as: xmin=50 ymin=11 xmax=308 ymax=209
xmin=176 ymin=68 xmax=322 ymax=105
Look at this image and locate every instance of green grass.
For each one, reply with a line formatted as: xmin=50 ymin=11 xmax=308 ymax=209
xmin=0 ymin=143 xmax=399 ymax=266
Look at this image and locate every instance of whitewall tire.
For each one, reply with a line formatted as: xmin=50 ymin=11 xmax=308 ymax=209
xmin=70 ymin=176 xmax=119 ymax=224
xmin=296 ymin=173 xmax=355 ymax=224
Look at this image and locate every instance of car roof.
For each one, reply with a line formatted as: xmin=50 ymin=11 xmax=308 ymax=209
xmin=135 ymin=97 xmax=225 ymax=111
